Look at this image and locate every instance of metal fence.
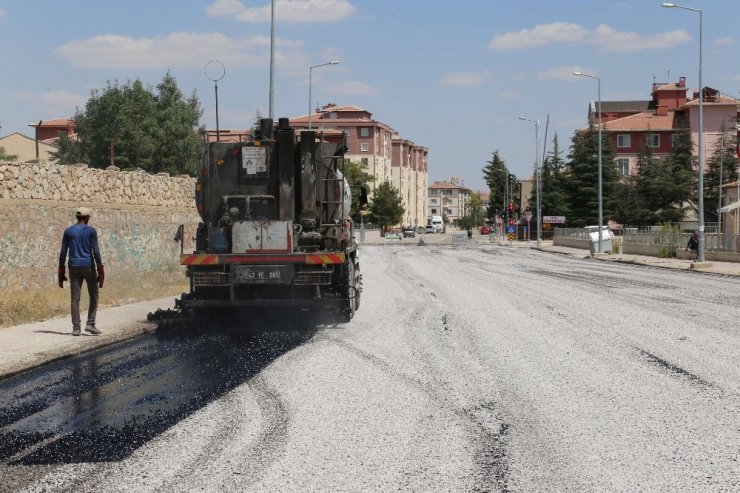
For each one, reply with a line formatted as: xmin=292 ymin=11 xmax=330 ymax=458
xmin=555 ymin=224 xmax=740 ymax=253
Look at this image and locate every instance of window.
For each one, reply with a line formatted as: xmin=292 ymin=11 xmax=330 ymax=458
xmin=360 ymin=127 xmax=370 ymax=137
xmin=647 ymin=133 xmax=660 ymax=148
xmin=360 ymin=143 xmax=369 ymax=152
xmin=430 ymin=198 xmax=438 ymax=204
xmin=617 ymin=134 xmax=631 ymax=148
xmin=431 ymin=208 xmax=437 ymax=214
xmin=328 ymin=112 xmax=337 ymax=119
xmin=617 ymin=158 xmax=630 ymax=175
xmin=361 ymin=158 xmax=368 ymax=167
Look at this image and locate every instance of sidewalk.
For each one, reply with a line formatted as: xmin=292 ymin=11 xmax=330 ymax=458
xmin=1 ymin=241 xmax=738 ymax=380
xmin=0 ymin=296 xmax=176 ymax=380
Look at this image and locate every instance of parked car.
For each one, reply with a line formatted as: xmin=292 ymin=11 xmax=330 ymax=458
xmin=403 ymin=227 xmax=416 ymax=238
xmin=480 ymin=225 xmax=492 ymax=235
xmin=425 ymin=225 xmax=435 ymax=234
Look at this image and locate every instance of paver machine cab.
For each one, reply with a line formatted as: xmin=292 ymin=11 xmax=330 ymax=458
xmin=177 ymin=118 xmax=365 ymax=324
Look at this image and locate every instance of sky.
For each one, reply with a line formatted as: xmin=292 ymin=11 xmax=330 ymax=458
xmin=1 ymin=0 xmax=739 ymax=192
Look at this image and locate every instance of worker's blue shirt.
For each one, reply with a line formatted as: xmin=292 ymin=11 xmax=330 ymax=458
xmin=59 ymin=223 xmax=103 ymax=268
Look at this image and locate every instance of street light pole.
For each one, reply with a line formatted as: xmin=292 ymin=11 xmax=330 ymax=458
xmin=662 ymin=2 xmax=704 ymax=261
xmin=572 ymin=71 xmax=603 ymax=252
xmin=518 ymin=116 xmax=541 ymax=248
xmin=308 ymin=60 xmax=340 ymax=130
xmin=269 ymin=0 xmax=275 ymax=119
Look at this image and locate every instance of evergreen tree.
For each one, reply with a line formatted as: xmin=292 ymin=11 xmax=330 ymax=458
xmin=665 ymin=117 xmax=695 ymax=217
xmin=481 ymin=150 xmax=508 ymax=218
xmin=704 ymin=128 xmax=739 ymax=222
xmin=368 ymin=181 xmax=405 ymax=228
xmin=613 ymin=174 xmax=650 ymax=226
xmin=537 ymin=132 xmax=569 ymax=218
xmin=564 ymin=118 xmax=619 ymax=227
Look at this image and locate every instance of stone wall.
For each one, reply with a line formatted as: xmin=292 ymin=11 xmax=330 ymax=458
xmin=0 ymin=160 xmax=200 ymax=291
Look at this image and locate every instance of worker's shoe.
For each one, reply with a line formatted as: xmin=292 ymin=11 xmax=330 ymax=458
xmin=72 ymin=326 xmax=81 ymax=336
xmin=84 ymin=324 xmax=101 ymax=335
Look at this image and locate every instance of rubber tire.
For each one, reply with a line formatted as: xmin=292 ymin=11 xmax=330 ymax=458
xmin=339 ymin=258 xmax=356 ymax=323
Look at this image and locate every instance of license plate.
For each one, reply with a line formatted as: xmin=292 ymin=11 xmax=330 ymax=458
xmin=233 ymin=265 xmax=293 ymax=284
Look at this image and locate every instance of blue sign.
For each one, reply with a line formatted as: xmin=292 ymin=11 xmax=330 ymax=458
xmin=506 ymin=225 xmax=515 ymax=234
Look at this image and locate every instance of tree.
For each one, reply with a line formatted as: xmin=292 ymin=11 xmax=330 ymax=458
xmin=50 ymin=133 xmax=83 ymax=165
xmin=537 ymin=132 xmax=569 ymax=218
xmin=466 ymin=192 xmax=486 ymax=227
xmin=64 ymin=72 xmax=203 ymax=175
xmin=368 ymin=181 xmax=405 ymax=228
xmin=703 ymin=127 xmax=739 ymax=223
xmin=563 ymin=118 xmax=619 ymax=227
xmin=613 ymin=173 xmax=650 ymax=226
xmin=665 ymin=117 xmax=695 ymax=217
xmin=0 ymin=146 xmax=16 ymax=161
xmin=342 ymin=160 xmax=374 ymax=222
xmin=482 ymin=150 xmax=508 ymax=218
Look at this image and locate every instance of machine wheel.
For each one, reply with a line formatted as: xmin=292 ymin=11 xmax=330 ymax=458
xmin=339 ymin=257 xmax=358 ymax=322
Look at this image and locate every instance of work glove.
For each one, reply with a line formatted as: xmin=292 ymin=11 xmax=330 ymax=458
xmin=97 ymin=264 xmax=105 ymax=288
xmin=98 ymin=265 xmax=105 ymax=288
xmin=58 ymin=266 xmax=67 ymax=288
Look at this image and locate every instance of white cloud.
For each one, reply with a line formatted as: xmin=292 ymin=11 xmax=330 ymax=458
xmin=206 ymin=0 xmax=355 ymax=23
xmin=11 ymin=90 xmax=88 ymax=115
xmin=489 ymin=22 xmax=690 ymax=52
xmin=499 ymin=90 xmax=521 ymax=99
xmin=714 ymin=36 xmax=735 ymax=46
xmin=537 ymin=66 xmax=594 ymax=81
xmin=440 ymin=72 xmax=490 ymax=87
xmin=328 ymin=80 xmax=378 ymax=96
xmin=205 ymin=0 xmax=244 ymax=16
xmin=55 ymin=32 xmax=304 ymax=69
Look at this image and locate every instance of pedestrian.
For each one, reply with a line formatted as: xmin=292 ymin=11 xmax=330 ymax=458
xmin=686 ymin=230 xmax=699 ymax=261
xmin=58 ymin=207 xmax=105 ymax=336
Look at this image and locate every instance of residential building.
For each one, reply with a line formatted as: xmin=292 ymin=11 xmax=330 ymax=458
xmin=428 ymin=178 xmax=471 ymax=226
xmin=0 ymin=132 xmax=58 ymax=162
xmin=581 ymin=77 xmax=739 ymax=177
xmin=29 ymin=118 xmax=75 ymax=142
xmin=291 ymin=104 xmax=428 ymax=227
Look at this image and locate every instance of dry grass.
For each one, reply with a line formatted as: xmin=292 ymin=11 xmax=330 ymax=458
xmin=0 ymin=268 xmax=189 ymax=329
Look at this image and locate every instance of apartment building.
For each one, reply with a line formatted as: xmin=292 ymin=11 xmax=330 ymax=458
xmin=428 ymin=178 xmax=471 ymax=226
xmin=291 ymin=104 xmax=429 ymax=228
xmin=580 ymin=77 xmax=739 ymax=176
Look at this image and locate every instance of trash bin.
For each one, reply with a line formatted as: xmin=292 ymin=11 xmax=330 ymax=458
xmin=588 ymin=231 xmax=612 ymax=254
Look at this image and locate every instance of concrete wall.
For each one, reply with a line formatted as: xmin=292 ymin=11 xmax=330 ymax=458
xmin=0 ymin=160 xmax=200 ymax=291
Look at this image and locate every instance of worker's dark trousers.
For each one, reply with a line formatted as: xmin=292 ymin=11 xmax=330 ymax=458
xmin=69 ymin=267 xmax=99 ymax=328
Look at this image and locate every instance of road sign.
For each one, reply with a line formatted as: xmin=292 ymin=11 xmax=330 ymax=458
xmin=543 ymin=215 xmax=566 ymax=224
xmin=525 ymin=211 xmax=532 ymax=221
xmin=506 ymin=225 xmax=515 ymax=234
xmin=507 ymin=232 xmax=515 ymax=241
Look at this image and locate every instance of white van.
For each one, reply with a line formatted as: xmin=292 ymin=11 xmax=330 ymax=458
xmin=431 ymin=215 xmax=444 ymax=233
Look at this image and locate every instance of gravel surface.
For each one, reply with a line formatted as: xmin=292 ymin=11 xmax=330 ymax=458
xmin=1 ymin=243 xmax=739 ymax=492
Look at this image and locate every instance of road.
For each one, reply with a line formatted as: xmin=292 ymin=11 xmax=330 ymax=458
xmin=1 ymin=243 xmax=739 ymax=492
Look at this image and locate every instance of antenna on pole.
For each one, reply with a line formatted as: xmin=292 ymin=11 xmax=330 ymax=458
xmin=205 ymin=60 xmax=226 ymax=142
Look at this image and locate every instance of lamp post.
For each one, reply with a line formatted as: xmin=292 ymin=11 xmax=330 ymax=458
xmin=662 ymin=2 xmax=704 ymax=261
xmin=518 ymin=116 xmax=541 ymax=248
xmin=308 ymin=61 xmax=340 ymax=130
xmin=572 ymin=71 xmax=603 ymax=252
xmin=269 ymin=0 xmax=275 ymax=119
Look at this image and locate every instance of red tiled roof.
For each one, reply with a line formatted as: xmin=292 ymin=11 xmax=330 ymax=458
xmin=601 ymin=111 xmax=675 ymax=131
xmin=682 ymin=95 xmax=739 ymax=107
xmin=653 ymin=82 xmax=688 ymax=92
xmin=429 ymin=181 xmax=470 ymax=191
xmin=29 ymin=118 xmax=75 ymax=128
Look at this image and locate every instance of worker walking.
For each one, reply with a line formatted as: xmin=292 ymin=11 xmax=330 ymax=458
xmin=58 ymin=207 xmax=105 ymax=336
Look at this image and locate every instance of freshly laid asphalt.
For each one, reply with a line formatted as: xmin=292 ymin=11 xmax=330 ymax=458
xmin=1 ymin=234 xmax=738 ymax=380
